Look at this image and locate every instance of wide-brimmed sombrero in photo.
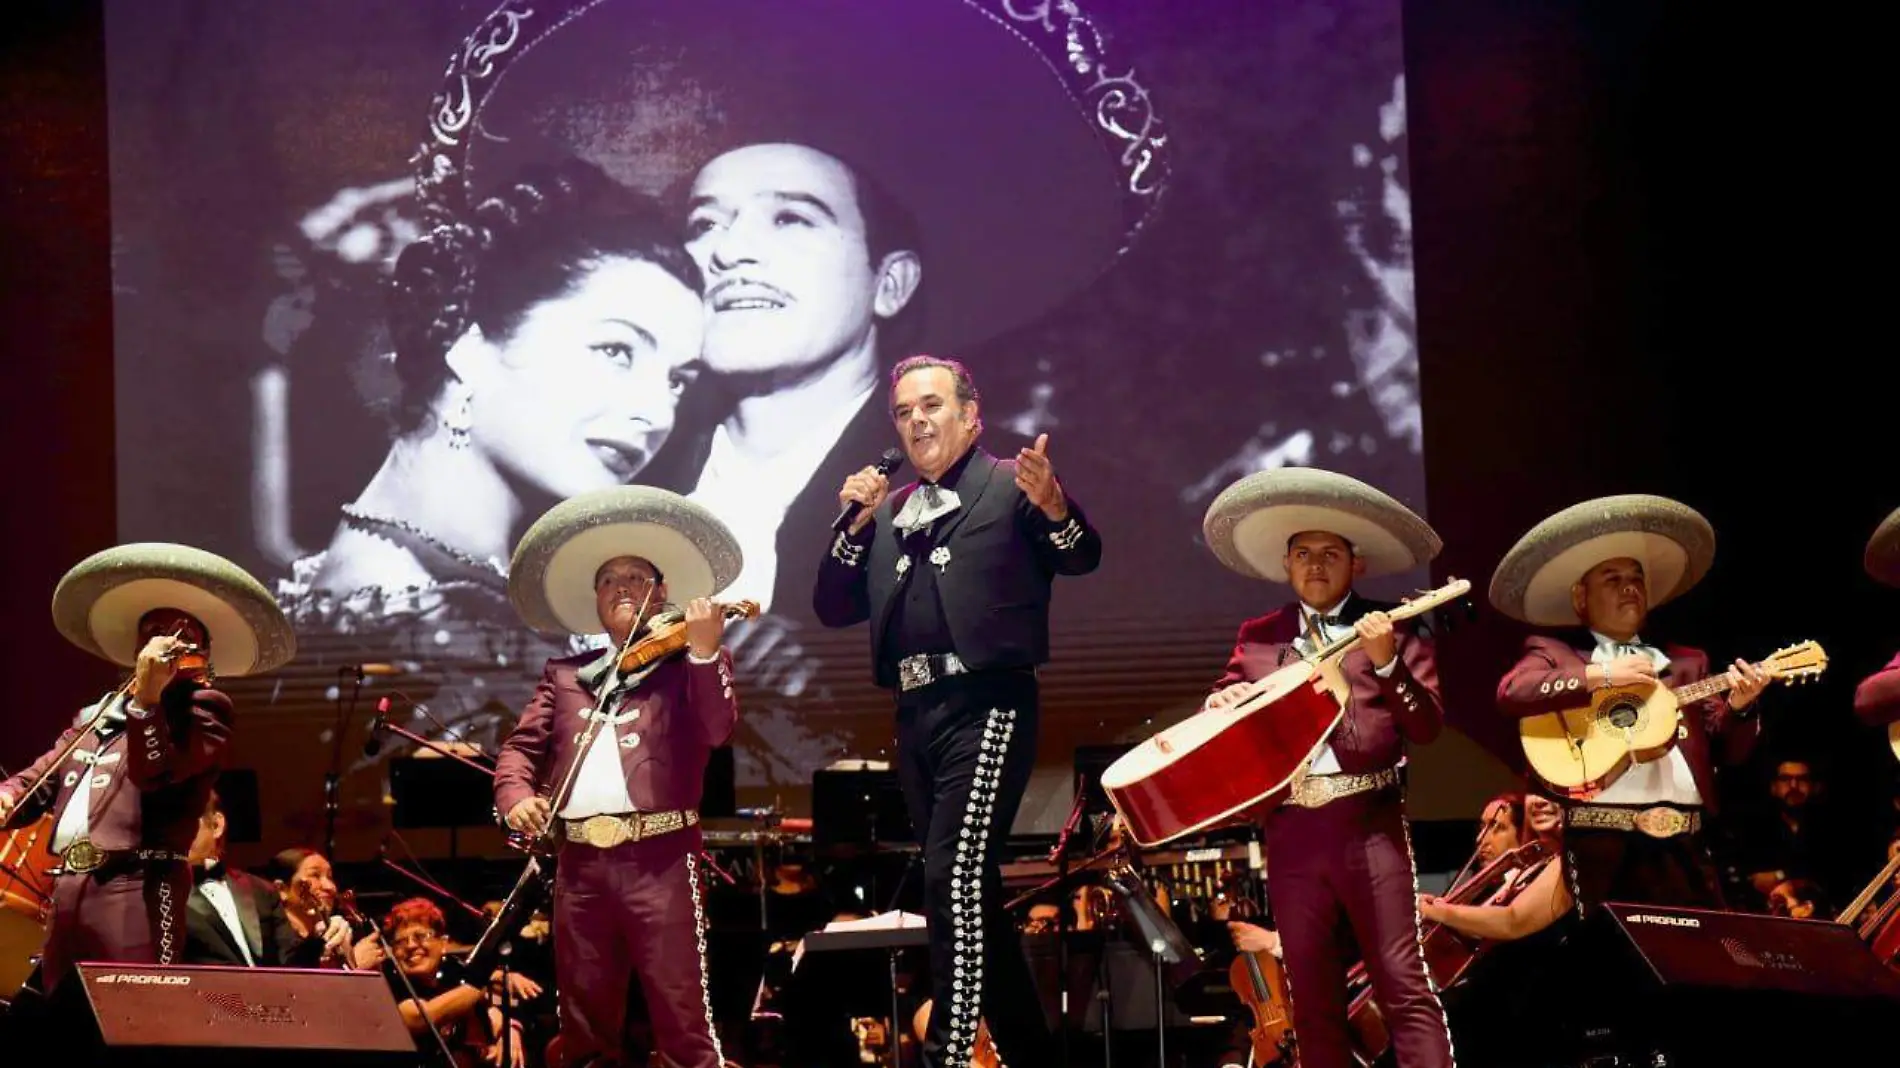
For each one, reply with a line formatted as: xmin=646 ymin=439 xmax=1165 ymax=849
xmin=508 ymin=485 xmax=742 ymax=636
xmin=1202 ymin=467 xmax=1440 ymax=583
xmin=1866 ymin=506 xmax=1900 ymax=588
xmin=414 ymin=0 xmax=1169 ymax=355
xmin=1488 ymin=494 xmax=1715 ymax=627
xmin=51 ymin=543 xmax=297 ymax=677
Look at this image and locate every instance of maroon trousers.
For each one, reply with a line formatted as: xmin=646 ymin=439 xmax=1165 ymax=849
xmin=39 ymin=862 xmax=189 ymax=992
xmin=552 ymin=830 xmax=722 ymax=1068
xmin=1263 ymin=789 xmax=1454 ymax=1068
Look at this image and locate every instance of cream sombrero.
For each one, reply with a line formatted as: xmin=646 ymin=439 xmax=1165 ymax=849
xmin=1202 ymin=468 xmax=1440 ymax=582
xmin=1866 ymin=506 xmax=1900 ymax=588
xmin=508 ymin=486 xmax=742 ymax=636
xmin=50 ymin=543 xmax=296 ymax=677
xmin=1488 ymin=494 xmax=1715 ymax=627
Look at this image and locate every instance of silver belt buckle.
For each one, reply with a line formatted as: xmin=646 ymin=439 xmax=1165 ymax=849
xmin=898 ymin=656 xmax=932 ymax=692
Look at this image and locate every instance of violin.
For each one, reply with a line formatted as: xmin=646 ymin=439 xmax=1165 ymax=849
xmin=615 ymin=600 xmax=760 ymax=673
xmin=1345 ymin=838 xmax=1552 ymax=1065
xmin=1230 ymin=943 xmax=1295 ymax=1065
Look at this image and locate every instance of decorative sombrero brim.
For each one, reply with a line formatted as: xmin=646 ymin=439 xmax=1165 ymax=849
xmin=425 ymin=0 xmax=1166 ymax=354
xmin=1202 ymin=468 xmax=1440 ymax=582
xmin=509 ymin=486 xmax=742 ymax=636
xmin=1488 ymin=494 xmax=1715 ymax=627
xmin=1866 ymin=506 xmax=1900 ymax=588
xmin=50 ymin=543 xmax=296 ymax=677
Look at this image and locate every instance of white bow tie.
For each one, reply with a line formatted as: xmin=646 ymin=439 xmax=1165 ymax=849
xmin=893 ymin=484 xmax=961 ymax=534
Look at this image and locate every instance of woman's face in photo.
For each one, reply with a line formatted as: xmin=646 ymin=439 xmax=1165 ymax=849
xmin=461 ymin=256 xmax=704 ymax=499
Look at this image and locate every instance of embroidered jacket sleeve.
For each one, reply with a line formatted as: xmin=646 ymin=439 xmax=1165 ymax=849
xmin=1383 ymin=627 xmax=1446 ymax=745
xmin=494 ymin=664 xmax=560 ymax=819
xmin=1679 ymin=649 xmax=1760 ymax=767
xmin=1017 ymin=484 xmax=1101 ymax=576
xmin=124 ymin=687 xmax=233 ymax=789
xmin=0 ymin=727 xmax=81 ymax=823
xmin=1496 ymin=636 xmax=1594 ymax=719
xmin=684 ymin=648 xmax=740 ymax=747
xmin=813 ymin=525 xmax=874 ymax=628
xmin=1854 ymin=651 xmax=1900 ymax=727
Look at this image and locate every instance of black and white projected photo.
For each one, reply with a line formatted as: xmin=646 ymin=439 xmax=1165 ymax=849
xmin=106 ymin=0 xmax=1425 ymax=850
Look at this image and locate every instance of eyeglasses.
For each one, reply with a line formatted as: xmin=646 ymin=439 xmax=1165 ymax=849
xmin=389 ymin=931 xmax=444 ymax=950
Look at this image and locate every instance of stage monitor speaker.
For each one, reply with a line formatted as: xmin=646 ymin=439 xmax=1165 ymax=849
xmin=55 ymin=962 xmax=416 ymax=1066
xmin=1566 ymin=902 xmax=1900 ymax=1066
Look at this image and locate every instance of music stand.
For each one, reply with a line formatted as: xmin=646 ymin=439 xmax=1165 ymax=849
xmin=799 ymin=920 xmax=930 ymax=1065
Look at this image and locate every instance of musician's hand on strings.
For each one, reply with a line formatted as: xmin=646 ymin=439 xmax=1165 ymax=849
xmin=837 ymin=466 xmax=891 ymax=535
xmin=132 ymin=634 xmax=188 ymax=705
xmin=1015 ymin=434 xmax=1068 ymax=520
xmin=1726 ymin=657 xmax=1771 ymax=710
xmin=1591 ymin=654 xmax=1658 ymax=690
xmin=506 ymin=797 xmax=552 ymax=838
xmin=1355 ymin=611 xmax=1398 ymax=669
xmin=1228 ymin=921 xmax=1280 ymax=956
xmin=684 ymin=597 xmax=725 ymax=659
xmin=351 ymin=929 xmax=385 ymax=971
xmin=319 ymin=915 xmax=353 ymax=963
xmin=1205 ymin=682 xmax=1251 ymax=711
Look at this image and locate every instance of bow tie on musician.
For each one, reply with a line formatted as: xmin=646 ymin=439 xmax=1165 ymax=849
xmin=1491 ymin=495 xmax=1810 ymax=915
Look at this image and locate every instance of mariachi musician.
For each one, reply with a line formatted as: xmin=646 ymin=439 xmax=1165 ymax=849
xmin=1489 ymin=494 xmax=1770 ymax=910
xmin=1199 ymin=468 xmax=1455 ymax=1068
xmin=0 ymin=543 xmax=294 ymax=993
xmin=1854 ymin=506 xmax=1900 ymax=726
xmin=494 ymin=486 xmax=743 ymax=1068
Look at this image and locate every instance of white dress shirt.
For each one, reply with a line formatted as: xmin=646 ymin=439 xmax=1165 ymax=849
xmin=560 ymin=695 xmax=638 ymax=820
xmin=688 ymin=386 xmax=875 ymax=612
xmin=1293 ymin=595 xmax=1397 ymax=775
xmin=50 ymin=695 xmax=129 ymax=852
xmin=196 ymin=859 xmax=257 ymax=965
xmin=1585 ymin=630 xmax=1701 ymax=806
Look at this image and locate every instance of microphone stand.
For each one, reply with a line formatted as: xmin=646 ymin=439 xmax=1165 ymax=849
xmin=324 ymin=666 xmax=363 ymax=859
xmin=1047 ymin=776 xmax=1090 ymax=1068
xmin=378 ymin=851 xmax=490 ymax=921
xmin=371 ymin=719 xmax=501 ymax=779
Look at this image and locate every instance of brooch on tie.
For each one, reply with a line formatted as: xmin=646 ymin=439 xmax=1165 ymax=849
xmin=929 ymin=547 xmax=952 ymax=574
xmin=896 ymin=556 xmax=912 ymax=578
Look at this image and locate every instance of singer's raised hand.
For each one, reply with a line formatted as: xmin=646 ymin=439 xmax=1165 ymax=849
xmin=1015 ymin=433 xmax=1067 ymax=520
xmin=837 ymin=466 xmax=891 ymax=535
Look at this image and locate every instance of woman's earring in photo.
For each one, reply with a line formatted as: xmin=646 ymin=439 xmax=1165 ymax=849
xmin=443 ymin=385 xmax=474 ymax=449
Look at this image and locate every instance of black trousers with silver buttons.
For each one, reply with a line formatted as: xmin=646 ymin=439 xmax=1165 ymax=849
xmin=894 ymin=668 xmax=1053 ymax=1068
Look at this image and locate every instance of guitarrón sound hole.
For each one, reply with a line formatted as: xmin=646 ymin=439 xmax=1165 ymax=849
xmin=1604 ymin=699 xmax=1640 ymax=730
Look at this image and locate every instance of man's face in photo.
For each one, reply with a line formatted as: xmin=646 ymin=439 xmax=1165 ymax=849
xmin=685 ymin=143 xmax=916 ymax=379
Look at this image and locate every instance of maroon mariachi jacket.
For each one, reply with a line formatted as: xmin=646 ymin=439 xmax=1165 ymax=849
xmin=1853 ymin=651 xmax=1900 ymax=727
xmin=1212 ymin=597 xmax=1445 ymax=775
xmin=0 ymin=684 xmax=233 ymax=855
xmin=493 ymin=647 xmax=739 ymax=821
xmin=1496 ymin=634 xmax=1759 ymax=814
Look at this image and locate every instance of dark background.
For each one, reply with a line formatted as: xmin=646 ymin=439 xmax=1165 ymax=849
xmin=3 ymin=1 xmax=1891 ymax=875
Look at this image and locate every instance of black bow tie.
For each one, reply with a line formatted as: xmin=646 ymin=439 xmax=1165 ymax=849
xmin=193 ymin=863 xmax=224 ymax=886
xmin=1310 ymin=613 xmax=1346 ymax=627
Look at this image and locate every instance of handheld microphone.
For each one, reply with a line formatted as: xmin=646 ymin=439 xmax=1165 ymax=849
xmin=363 ymin=696 xmax=392 ymax=757
xmin=831 ymin=448 xmax=905 ymax=532
xmin=350 ymin=663 xmax=404 ymax=678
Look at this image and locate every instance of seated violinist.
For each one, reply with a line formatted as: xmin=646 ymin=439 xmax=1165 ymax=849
xmin=385 ymin=897 xmax=525 ymax=1068
xmin=1420 ymin=794 xmax=1567 ymax=943
xmin=269 ymin=847 xmax=383 ymax=970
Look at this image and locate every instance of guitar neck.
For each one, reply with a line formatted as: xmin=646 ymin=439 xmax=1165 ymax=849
xmin=1669 ymin=663 xmax=1755 ymax=706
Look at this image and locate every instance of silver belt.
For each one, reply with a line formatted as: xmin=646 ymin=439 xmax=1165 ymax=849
xmin=897 ymin=652 xmax=966 ymax=693
xmin=1566 ymin=804 xmax=1701 ymax=838
xmin=1286 ymin=766 xmax=1400 ymax=809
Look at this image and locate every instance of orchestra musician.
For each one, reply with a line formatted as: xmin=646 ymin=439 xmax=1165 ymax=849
xmin=495 ymin=486 xmax=743 ymax=1068
xmin=1199 ymin=468 xmax=1455 ymax=1068
xmin=183 ymin=789 xmax=295 ymax=967
xmin=1854 ymin=506 xmax=1900 ymax=726
xmin=814 ymin=355 xmax=1101 ymax=1068
xmin=1490 ymin=495 xmax=1770 ymax=910
xmin=0 ymin=544 xmax=293 ymax=994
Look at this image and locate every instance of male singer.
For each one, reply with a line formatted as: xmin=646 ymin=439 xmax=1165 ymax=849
xmin=814 ymin=355 xmax=1101 ymax=1068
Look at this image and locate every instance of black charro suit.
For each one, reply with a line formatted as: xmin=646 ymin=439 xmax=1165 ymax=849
xmin=811 ymin=443 xmax=1099 ymax=1068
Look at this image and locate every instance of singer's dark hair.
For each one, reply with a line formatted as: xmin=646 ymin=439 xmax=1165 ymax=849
xmin=387 ymin=157 xmax=703 ymax=434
